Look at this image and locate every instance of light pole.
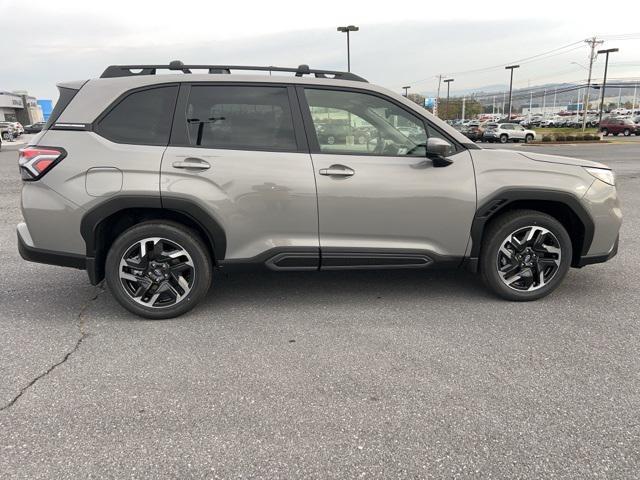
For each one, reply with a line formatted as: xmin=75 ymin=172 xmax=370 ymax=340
xmin=597 ymin=48 xmax=618 ymax=125
xmin=444 ymin=78 xmax=454 ymax=120
xmin=337 ymin=25 xmax=359 ymax=72
xmin=402 ymin=86 xmax=411 ymax=97
xmin=505 ymin=65 xmax=520 ymax=120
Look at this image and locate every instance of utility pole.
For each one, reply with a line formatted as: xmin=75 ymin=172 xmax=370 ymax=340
xmin=444 ymin=78 xmax=454 ymax=120
xmin=582 ymin=37 xmax=603 ymax=131
xmin=461 ymin=97 xmax=466 ymax=121
xmin=617 ymin=87 xmax=622 ymax=108
xmin=633 ymin=83 xmax=638 ymax=112
xmin=505 ymin=65 xmax=519 ymax=120
xmin=529 ymin=90 xmax=533 ymax=120
xmin=492 ymin=96 xmax=496 ymax=115
xmin=434 ymin=75 xmax=443 ymax=117
xmin=502 ymin=91 xmax=506 ymax=116
xmin=597 ymin=48 xmax=619 ymax=125
xmin=553 ymin=88 xmax=557 ymax=112
xmin=542 ymin=89 xmax=546 ymax=116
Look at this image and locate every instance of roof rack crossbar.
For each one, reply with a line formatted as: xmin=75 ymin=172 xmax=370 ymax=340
xmin=100 ymin=61 xmax=367 ymax=82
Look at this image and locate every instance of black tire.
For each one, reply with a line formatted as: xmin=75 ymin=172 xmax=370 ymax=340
xmin=499 ymin=134 xmax=509 ymax=144
xmin=601 ymin=128 xmax=608 ymax=136
xmin=105 ymin=221 xmax=212 ymax=319
xmin=480 ymin=210 xmax=572 ymax=301
xmin=623 ymin=129 xmax=631 ymax=136
xmin=525 ymin=134 xmax=534 ymax=143
xmin=613 ymin=132 xmax=619 ymax=136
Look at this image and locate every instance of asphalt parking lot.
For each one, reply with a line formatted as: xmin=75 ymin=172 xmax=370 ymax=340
xmin=0 ymin=139 xmax=639 ymax=478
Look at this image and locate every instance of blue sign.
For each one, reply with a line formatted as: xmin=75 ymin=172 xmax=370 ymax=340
xmin=37 ymin=99 xmax=53 ymax=121
xmin=424 ymin=97 xmax=435 ymax=108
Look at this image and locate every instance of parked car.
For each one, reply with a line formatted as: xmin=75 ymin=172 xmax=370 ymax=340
xmin=16 ymin=60 xmax=621 ymax=318
xmin=0 ymin=122 xmax=17 ymax=140
xmin=483 ymin=123 xmax=536 ymax=143
xmin=599 ymin=116 xmax=639 ymax=136
xmin=462 ymin=122 xmax=483 ymax=141
xmin=23 ymin=122 xmax=46 ymax=134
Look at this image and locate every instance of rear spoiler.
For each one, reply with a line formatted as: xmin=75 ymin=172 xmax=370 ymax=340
xmin=44 ymin=80 xmax=88 ymax=130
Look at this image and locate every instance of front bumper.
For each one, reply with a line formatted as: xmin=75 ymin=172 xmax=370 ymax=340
xmin=575 ymin=235 xmax=619 ymax=267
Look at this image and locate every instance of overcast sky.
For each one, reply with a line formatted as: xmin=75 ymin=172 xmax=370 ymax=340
xmin=1 ymin=0 xmax=639 ymax=100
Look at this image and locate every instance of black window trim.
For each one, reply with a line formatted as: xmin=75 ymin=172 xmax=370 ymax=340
xmin=169 ymin=82 xmax=309 ymax=154
xmin=295 ymin=84 xmax=466 ymax=158
xmin=92 ymin=83 xmax=180 ymax=147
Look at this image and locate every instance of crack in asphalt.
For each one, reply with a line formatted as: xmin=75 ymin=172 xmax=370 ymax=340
xmin=0 ymin=285 xmax=104 ymax=412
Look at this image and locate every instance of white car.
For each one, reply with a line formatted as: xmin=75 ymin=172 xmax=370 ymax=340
xmin=483 ymin=123 xmax=536 ymax=143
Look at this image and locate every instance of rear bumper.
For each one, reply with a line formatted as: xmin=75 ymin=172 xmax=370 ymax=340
xmin=17 ymin=225 xmax=99 ymax=284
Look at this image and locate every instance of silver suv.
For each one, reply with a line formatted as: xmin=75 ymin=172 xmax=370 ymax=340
xmin=17 ymin=61 xmax=622 ymax=318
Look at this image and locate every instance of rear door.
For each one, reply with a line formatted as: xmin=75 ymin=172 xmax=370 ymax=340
xmin=161 ymin=83 xmax=319 ymax=266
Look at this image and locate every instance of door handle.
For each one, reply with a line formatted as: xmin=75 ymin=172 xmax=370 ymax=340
xmin=319 ymin=164 xmax=355 ymax=177
xmin=172 ymin=158 xmax=211 ymax=171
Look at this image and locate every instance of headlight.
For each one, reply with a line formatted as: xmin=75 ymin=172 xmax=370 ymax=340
xmin=585 ymin=167 xmax=615 ymax=186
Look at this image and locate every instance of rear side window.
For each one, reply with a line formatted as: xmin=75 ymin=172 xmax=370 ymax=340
xmin=185 ymin=85 xmax=297 ymax=151
xmin=96 ymin=85 xmax=178 ymax=145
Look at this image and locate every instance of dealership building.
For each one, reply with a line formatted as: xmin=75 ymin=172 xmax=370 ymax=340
xmin=0 ymin=91 xmax=45 ymax=124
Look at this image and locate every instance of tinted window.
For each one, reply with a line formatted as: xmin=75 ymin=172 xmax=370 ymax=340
xmin=304 ymin=88 xmax=428 ymax=157
xmin=185 ymin=85 xmax=297 ymax=151
xmin=97 ymin=85 xmax=178 ymax=145
xmin=45 ymin=86 xmax=79 ymax=130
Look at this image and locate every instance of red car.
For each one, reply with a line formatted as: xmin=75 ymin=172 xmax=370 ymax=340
xmin=599 ymin=116 xmax=640 ymax=136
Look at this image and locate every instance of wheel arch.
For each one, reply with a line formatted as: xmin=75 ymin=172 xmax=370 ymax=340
xmin=80 ymin=195 xmax=226 ymax=284
xmin=468 ymin=189 xmax=594 ymax=270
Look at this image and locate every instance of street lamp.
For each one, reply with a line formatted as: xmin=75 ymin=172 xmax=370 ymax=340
xmin=337 ymin=25 xmax=359 ymax=72
xmin=597 ymin=48 xmax=619 ymax=125
xmin=505 ymin=65 xmax=520 ymax=120
xmin=402 ymin=86 xmax=411 ymax=97
xmin=444 ymin=78 xmax=454 ymax=120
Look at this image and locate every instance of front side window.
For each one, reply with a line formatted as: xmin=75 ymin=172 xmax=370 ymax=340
xmin=304 ymin=88 xmax=429 ymax=157
xmin=185 ymin=85 xmax=297 ymax=151
xmin=97 ymin=85 xmax=178 ymax=145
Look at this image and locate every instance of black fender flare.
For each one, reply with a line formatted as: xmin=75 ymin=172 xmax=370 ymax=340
xmin=80 ymin=195 xmax=227 ymax=261
xmin=469 ymin=188 xmax=594 ymax=260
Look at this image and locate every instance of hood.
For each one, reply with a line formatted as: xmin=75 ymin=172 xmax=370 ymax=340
xmin=516 ymin=151 xmax=610 ymax=170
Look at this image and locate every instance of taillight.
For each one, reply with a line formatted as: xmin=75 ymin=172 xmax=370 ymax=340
xmin=18 ymin=146 xmax=66 ymax=181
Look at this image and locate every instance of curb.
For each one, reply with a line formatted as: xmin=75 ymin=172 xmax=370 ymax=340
xmin=525 ymin=140 xmax=609 ymax=146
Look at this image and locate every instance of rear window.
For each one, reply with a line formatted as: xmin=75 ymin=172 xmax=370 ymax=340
xmin=96 ymin=85 xmax=179 ymax=145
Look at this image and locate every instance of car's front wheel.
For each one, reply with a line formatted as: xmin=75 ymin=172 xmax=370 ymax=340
xmin=480 ymin=210 xmax=572 ymax=301
xmin=525 ymin=134 xmax=534 ymax=143
xmin=601 ymin=128 xmax=609 ymax=136
xmin=105 ymin=221 xmax=212 ymax=319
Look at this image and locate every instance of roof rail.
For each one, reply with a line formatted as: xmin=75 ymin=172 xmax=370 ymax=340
xmin=100 ymin=60 xmax=368 ymax=82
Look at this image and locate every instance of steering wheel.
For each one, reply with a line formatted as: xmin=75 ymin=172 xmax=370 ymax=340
xmin=367 ymin=131 xmax=386 ymax=154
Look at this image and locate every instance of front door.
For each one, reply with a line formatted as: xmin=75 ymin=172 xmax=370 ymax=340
xmin=299 ymin=87 xmax=476 ymax=268
xmin=161 ymin=83 xmax=319 ymax=267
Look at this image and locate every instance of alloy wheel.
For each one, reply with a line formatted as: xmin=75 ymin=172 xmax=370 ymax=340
xmin=496 ymin=226 xmax=562 ymax=292
xmin=119 ymin=237 xmax=195 ymax=308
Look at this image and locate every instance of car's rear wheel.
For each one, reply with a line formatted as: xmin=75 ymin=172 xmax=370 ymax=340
xmin=480 ymin=210 xmax=572 ymax=301
xmin=623 ymin=128 xmax=631 ymax=136
xmin=499 ymin=134 xmax=509 ymax=143
xmin=105 ymin=221 xmax=212 ymax=319
xmin=601 ymin=128 xmax=608 ymax=136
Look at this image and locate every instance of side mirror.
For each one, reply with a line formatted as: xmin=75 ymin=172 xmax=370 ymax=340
xmin=426 ymin=138 xmax=454 ymax=167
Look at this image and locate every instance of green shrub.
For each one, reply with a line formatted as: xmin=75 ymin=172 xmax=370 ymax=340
xmin=574 ymin=135 xmax=584 ymax=141
xmin=555 ymin=135 xmax=566 ymax=141
xmin=542 ymin=135 xmax=552 ymax=142
xmin=565 ymin=135 xmax=576 ymax=142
